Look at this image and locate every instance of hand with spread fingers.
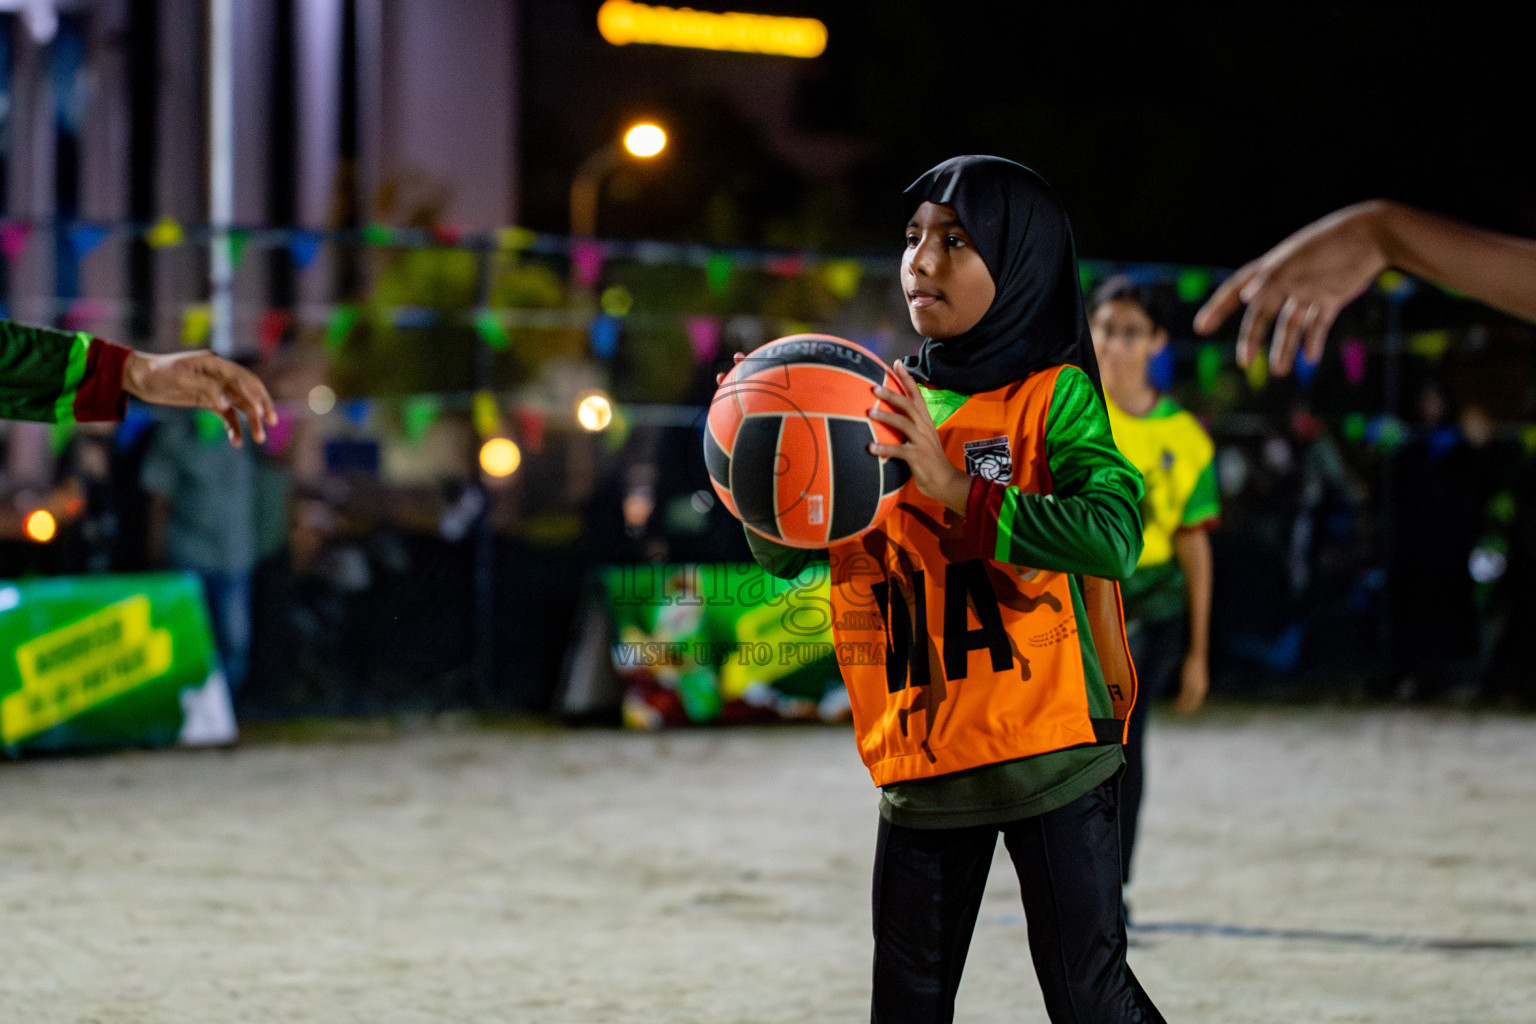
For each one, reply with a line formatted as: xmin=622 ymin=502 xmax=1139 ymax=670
xmin=1195 ymin=199 xmax=1536 ymax=375
xmin=122 ymin=349 xmax=278 ymax=447
xmin=1193 ymin=202 xmax=1388 ymax=375
xmin=867 ymin=361 xmax=971 ymax=517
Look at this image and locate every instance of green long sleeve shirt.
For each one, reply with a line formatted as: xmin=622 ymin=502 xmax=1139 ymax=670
xmin=0 ymin=320 xmax=129 ymax=424
xmin=745 ymin=366 xmax=1145 ymax=828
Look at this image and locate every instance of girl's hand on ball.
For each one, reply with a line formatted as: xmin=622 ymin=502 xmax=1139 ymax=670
xmin=714 ymin=352 xmax=746 ymax=386
xmin=868 ymin=362 xmax=971 ymax=517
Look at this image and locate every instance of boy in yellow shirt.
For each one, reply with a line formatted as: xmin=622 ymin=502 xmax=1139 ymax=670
xmin=1089 ymin=275 xmax=1219 ymax=911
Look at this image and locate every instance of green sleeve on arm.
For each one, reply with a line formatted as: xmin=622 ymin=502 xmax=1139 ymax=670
xmin=0 ymin=320 xmax=93 ymax=423
xmin=1181 ymin=461 xmax=1221 ymax=528
xmin=742 ymin=526 xmax=827 ymax=580
xmin=981 ymin=367 xmax=1145 ymax=579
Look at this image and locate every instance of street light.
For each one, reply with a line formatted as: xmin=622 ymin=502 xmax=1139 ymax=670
xmin=569 ymin=123 xmax=668 ymax=238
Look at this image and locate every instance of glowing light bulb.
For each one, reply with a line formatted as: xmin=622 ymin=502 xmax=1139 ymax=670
xmin=24 ymin=510 xmax=56 ymax=543
xmin=577 ymin=394 xmax=614 ymax=432
xmin=624 ymin=123 xmax=667 ymax=158
xmin=479 ymin=437 xmax=522 ymax=477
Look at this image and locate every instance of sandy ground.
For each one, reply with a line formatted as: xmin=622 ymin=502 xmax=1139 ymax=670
xmin=1 ymin=705 xmax=1534 ymax=1023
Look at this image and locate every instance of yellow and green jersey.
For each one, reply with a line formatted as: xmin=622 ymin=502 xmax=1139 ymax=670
xmin=1106 ymin=394 xmax=1219 ymax=624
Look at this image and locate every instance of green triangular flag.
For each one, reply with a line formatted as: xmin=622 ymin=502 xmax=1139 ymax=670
xmin=324 ymin=304 xmax=359 ymax=352
xmin=474 ymin=309 xmax=511 ymax=351
xmin=48 ymin=419 xmax=74 ymax=456
xmin=706 ymin=252 xmax=733 ymax=295
xmin=227 ymin=229 xmax=253 ymax=270
xmin=402 ymin=394 xmax=442 ymax=445
xmin=1177 ymin=268 xmax=1212 ymax=303
xmin=363 ymin=223 xmax=395 ymax=247
xmin=1196 ymin=342 xmax=1223 ymax=397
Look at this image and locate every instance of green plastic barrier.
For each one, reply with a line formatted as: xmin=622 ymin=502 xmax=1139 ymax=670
xmin=0 ymin=573 xmax=235 ymax=756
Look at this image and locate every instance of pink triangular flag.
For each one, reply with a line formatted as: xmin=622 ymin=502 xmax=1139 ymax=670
xmin=62 ymin=297 xmax=106 ymax=331
xmin=571 ymin=239 xmax=605 ymax=287
xmin=686 ymin=315 xmax=722 ymax=365
xmin=0 ymin=222 xmax=32 ymax=263
xmin=1341 ymin=337 xmax=1367 ymax=386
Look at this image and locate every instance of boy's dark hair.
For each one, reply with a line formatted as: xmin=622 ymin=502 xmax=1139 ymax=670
xmin=1088 ymin=274 xmax=1171 ymax=332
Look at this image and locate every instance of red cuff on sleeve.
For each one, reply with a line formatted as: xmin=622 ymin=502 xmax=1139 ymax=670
xmin=72 ymin=338 xmax=130 ymax=422
xmin=962 ymin=474 xmax=1007 ymax=561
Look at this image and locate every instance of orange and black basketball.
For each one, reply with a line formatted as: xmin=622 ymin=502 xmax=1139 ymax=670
xmin=705 ymin=334 xmax=911 ymax=549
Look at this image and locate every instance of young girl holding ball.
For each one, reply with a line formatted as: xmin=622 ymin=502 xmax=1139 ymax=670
xmin=742 ymin=155 xmax=1162 ymax=1023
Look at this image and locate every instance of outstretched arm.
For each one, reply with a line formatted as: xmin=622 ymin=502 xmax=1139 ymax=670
xmin=1194 ymin=200 xmax=1536 ymax=374
xmin=121 ymin=349 xmax=276 ymax=447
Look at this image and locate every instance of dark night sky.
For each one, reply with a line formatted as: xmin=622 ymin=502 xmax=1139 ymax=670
xmin=520 ymin=3 xmax=1536 ymax=267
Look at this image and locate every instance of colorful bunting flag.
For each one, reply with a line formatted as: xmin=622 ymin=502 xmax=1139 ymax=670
xmin=181 ymin=304 xmax=212 ymax=346
xmin=1407 ymin=330 xmax=1450 ymax=361
xmin=62 ymin=298 xmax=105 ymax=331
xmin=258 ymin=308 xmax=292 ymax=354
xmin=363 ymin=224 xmax=396 ymax=248
xmin=1078 ymin=264 xmax=1096 ymax=295
xmin=1176 ymin=268 xmax=1212 ymax=303
xmin=705 ymin=252 xmax=733 ymax=295
xmin=686 ymin=315 xmax=722 ymax=365
xmin=514 ymin=406 xmax=547 ymax=453
xmin=472 ymin=390 xmax=500 ymax=439
xmin=1148 ymin=345 xmax=1175 ymax=391
xmin=267 ymin=408 xmax=297 ymax=455
xmin=227 ymin=229 xmax=253 ymax=270
xmin=1376 ymin=269 xmax=1415 ymax=300
xmin=599 ymin=285 xmax=634 ymax=317
xmin=1196 ymin=342 xmax=1223 ymax=397
xmin=474 ymin=309 xmax=511 ymax=351
xmin=342 ymin=399 xmax=371 ymax=427
xmin=1294 ymin=347 xmax=1321 ymax=387
xmin=571 ymin=239 xmax=605 ymax=287
xmin=765 ymin=252 xmax=805 ymax=277
xmin=402 ymin=394 xmax=441 ymax=445
xmin=0 ymin=221 xmax=32 ymax=262
xmin=147 ymin=217 xmax=184 ymax=249
xmin=497 ymin=226 xmax=536 ymax=252
xmin=1245 ymin=348 xmax=1268 ymax=391
xmin=822 ymin=259 xmax=863 ymax=300
xmin=590 ymin=315 xmax=621 ymax=359
xmin=1341 ymin=337 xmax=1367 ymax=386
xmin=324 ymin=304 xmax=359 ymax=352
xmin=288 ymin=231 xmax=322 ymax=270
xmin=66 ymin=223 xmax=110 ymax=259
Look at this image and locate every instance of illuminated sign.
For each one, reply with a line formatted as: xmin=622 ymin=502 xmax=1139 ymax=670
xmin=597 ymin=0 xmax=827 ymax=58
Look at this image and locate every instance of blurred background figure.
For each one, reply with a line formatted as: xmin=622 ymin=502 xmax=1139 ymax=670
xmin=1088 ymin=274 xmax=1219 ymax=910
xmin=1387 ymin=383 xmax=1522 ymax=703
xmin=140 ymin=404 xmax=260 ymax=697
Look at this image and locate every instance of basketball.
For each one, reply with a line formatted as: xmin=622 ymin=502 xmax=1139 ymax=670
xmin=704 ymin=334 xmax=911 ymax=549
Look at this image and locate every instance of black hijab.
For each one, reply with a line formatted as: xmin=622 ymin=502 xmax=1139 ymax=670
xmin=899 ymin=155 xmax=1103 ymax=397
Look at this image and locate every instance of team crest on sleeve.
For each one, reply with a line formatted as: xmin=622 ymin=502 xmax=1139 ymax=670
xmin=964 ymin=436 xmax=1013 ymax=482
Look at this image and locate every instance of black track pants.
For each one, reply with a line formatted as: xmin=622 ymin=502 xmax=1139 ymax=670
xmin=870 ymin=775 xmax=1166 ymax=1024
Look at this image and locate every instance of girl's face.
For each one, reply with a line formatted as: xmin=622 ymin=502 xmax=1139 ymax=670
xmin=902 ymin=201 xmax=996 ymax=339
xmin=1090 ymin=298 xmax=1167 ymax=393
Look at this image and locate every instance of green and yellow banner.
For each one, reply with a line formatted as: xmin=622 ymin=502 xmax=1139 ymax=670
xmin=0 ymin=573 xmax=234 ymax=756
xmin=599 ymin=563 xmax=848 ymax=729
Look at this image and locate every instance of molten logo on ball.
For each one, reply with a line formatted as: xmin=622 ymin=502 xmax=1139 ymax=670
xmin=705 ymin=334 xmax=912 ymax=549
